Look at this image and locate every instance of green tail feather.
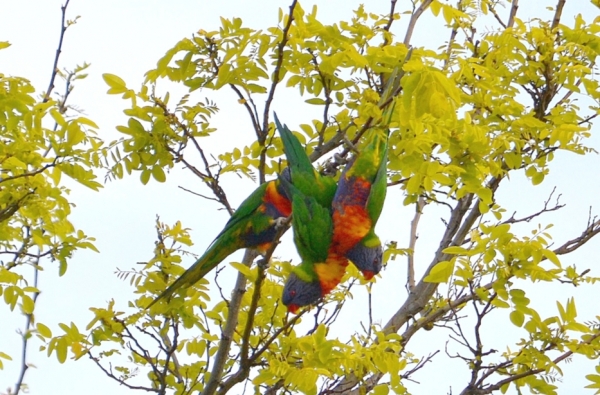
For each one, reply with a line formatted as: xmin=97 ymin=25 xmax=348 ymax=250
xmin=274 ymin=113 xmax=337 ymax=208
xmin=274 ymin=113 xmax=315 ymax=175
xmin=147 ymin=233 xmax=244 ymax=308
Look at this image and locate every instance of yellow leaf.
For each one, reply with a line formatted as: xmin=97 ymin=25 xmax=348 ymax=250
xmin=230 ymin=262 xmax=255 ymax=281
xmin=140 ymin=169 xmax=151 ymax=185
xmin=305 ymin=98 xmax=326 ymax=105
xmin=542 ymin=249 xmax=561 ymax=267
xmin=424 ymin=260 xmax=454 ymax=283
xmin=510 ymin=310 xmax=524 ymax=327
xmin=0 ymin=351 xmax=12 ymax=360
xmin=443 ymin=246 xmax=468 ymax=255
xmin=102 ymin=73 xmax=128 ymax=94
xmin=37 ymin=323 xmax=53 ymax=338
xmin=21 ymin=295 xmax=35 ymax=314
xmin=152 ymin=166 xmax=166 ymax=183
xmin=56 ymin=337 xmax=68 ymax=363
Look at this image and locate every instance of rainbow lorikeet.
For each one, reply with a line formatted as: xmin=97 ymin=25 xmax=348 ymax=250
xmin=274 ymin=113 xmax=337 ymax=209
xmin=147 ymin=176 xmax=292 ymax=308
xmin=330 ymin=128 xmax=389 ymax=280
xmin=278 ymin=174 xmax=349 ymax=314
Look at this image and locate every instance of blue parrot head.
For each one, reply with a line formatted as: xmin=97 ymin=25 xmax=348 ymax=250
xmin=282 ymin=272 xmax=322 ymax=314
xmin=346 ymin=242 xmax=383 ymax=280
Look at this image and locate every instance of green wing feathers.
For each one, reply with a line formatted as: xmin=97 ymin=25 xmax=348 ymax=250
xmin=279 ymin=174 xmax=332 ymax=264
xmin=365 ymin=129 xmax=389 ymax=224
xmin=212 ymin=182 xmax=270 ymax=241
xmin=148 ymin=181 xmax=288 ymax=309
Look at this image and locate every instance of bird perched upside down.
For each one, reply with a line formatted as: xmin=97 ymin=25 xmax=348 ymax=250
xmin=331 ymin=128 xmax=389 ymax=280
xmin=275 ymin=113 xmax=348 ymax=313
xmin=278 ymin=173 xmax=349 ymax=314
xmin=147 ymin=175 xmax=292 ymax=309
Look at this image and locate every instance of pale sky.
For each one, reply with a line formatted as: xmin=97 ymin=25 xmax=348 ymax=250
xmin=1 ymin=1 xmax=600 ymax=394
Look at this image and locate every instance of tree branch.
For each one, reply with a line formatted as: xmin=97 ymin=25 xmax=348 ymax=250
xmin=201 ymin=248 xmax=259 ymax=395
xmin=551 ymin=0 xmax=566 ymax=30
xmin=403 ymin=0 xmax=433 ymax=46
xmin=407 ymin=197 xmax=425 ymax=292
xmin=507 ymin=0 xmax=519 ymax=29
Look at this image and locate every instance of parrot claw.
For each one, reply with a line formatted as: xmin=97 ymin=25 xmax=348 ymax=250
xmin=342 ymin=136 xmax=359 ymax=153
xmin=323 ymin=153 xmax=348 ymax=176
xmin=333 ymin=153 xmax=347 ymax=165
xmin=274 ymin=216 xmax=288 ymax=229
xmin=257 ymin=258 xmax=269 ymax=270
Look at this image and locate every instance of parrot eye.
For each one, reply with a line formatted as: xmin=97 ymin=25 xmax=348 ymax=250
xmin=290 ymin=290 xmax=296 ymax=297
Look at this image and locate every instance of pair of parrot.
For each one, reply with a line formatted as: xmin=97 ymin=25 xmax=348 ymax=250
xmin=276 ymin=116 xmax=388 ymax=313
xmin=147 ymin=114 xmax=388 ymax=314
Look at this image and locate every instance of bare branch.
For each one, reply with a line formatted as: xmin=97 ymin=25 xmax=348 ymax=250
xmin=551 ymin=0 xmax=566 ymax=30
xmin=43 ymin=0 xmax=71 ymax=103
xmin=507 ymin=0 xmax=519 ymax=29
xmin=461 ymin=331 xmax=600 ymax=394
xmin=382 ymin=0 xmax=398 ymax=46
xmin=407 ymin=197 xmax=425 ymax=292
xmin=201 ymin=249 xmax=259 ymax=395
xmin=241 ymin=220 xmax=291 ymax=364
xmin=13 ymin=262 xmax=41 ymax=395
xmin=0 ymin=160 xmax=58 ymax=185
xmin=307 ymin=49 xmax=333 ymax=149
xmin=488 ymin=2 xmax=507 ymax=29
xmin=88 ymin=353 xmax=159 ymax=393
xmin=554 ymin=218 xmax=600 ymax=255
xmin=154 ymin=99 xmax=233 ymax=215
xmin=404 ymin=0 xmax=433 ymax=46
xmin=261 ymin=0 xmax=298 ymax=136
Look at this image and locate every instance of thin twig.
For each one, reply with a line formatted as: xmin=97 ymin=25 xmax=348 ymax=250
xmin=88 ymin=353 xmax=159 ymax=393
xmin=43 ymin=0 xmax=71 ymax=103
xmin=382 ymin=0 xmax=398 ymax=46
xmin=13 ymin=261 xmax=40 ymax=395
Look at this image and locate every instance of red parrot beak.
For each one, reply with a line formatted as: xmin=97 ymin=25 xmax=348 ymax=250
xmin=287 ymin=304 xmax=299 ymax=314
xmin=362 ymin=270 xmax=375 ymax=280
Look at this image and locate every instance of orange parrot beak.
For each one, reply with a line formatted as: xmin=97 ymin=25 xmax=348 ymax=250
xmin=287 ymin=304 xmax=300 ymax=314
xmin=362 ymin=270 xmax=375 ymax=280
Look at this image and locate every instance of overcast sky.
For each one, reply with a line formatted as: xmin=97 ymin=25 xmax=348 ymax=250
xmin=1 ymin=1 xmax=599 ymax=394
